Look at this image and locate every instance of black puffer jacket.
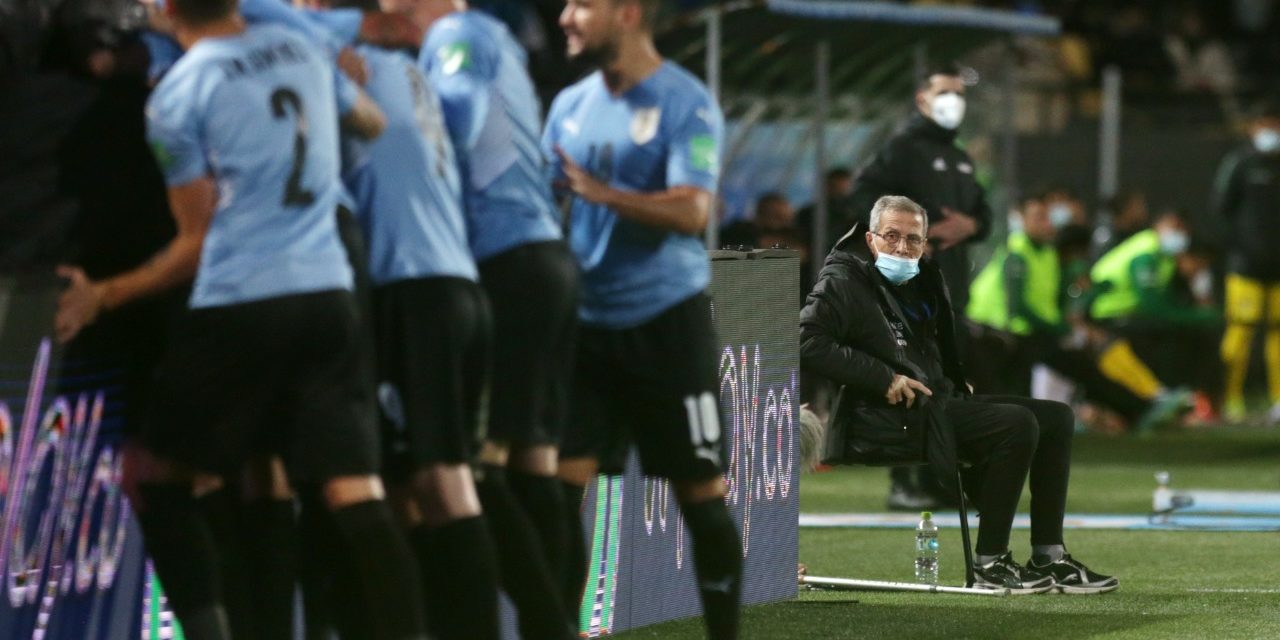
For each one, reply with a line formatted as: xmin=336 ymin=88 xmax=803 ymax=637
xmin=800 ymin=224 xmax=968 ymax=468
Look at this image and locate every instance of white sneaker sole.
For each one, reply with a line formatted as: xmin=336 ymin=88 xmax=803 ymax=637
xmin=1057 ymin=582 xmax=1120 ymax=595
xmin=975 ymin=580 xmax=1056 ymax=595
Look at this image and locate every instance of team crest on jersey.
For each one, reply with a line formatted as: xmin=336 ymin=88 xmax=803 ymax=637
xmin=630 ymin=107 xmax=662 ymax=145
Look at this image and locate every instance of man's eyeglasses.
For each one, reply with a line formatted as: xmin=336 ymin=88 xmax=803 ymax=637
xmin=871 ymin=231 xmax=928 ymax=249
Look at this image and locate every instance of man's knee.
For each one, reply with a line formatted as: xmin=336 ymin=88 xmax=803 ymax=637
xmin=1032 ymin=400 xmax=1075 ymax=444
xmin=1003 ymin=405 xmax=1041 ymax=453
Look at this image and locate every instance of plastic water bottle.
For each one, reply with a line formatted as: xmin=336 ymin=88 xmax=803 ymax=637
xmin=1153 ymin=471 xmax=1172 ymax=513
xmin=915 ymin=511 xmax=939 ymax=585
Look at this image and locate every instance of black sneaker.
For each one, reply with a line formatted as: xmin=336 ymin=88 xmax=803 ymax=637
xmin=1027 ymin=554 xmax=1119 ymax=594
xmin=974 ymin=552 xmax=1055 ymax=594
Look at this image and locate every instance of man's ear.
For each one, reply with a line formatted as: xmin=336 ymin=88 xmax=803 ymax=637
xmin=865 ymin=232 xmax=877 ymax=257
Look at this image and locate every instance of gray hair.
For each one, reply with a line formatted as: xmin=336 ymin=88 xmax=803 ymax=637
xmin=798 ymin=406 xmax=826 ymax=473
xmin=868 ymin=195 xmax=929 ymax=233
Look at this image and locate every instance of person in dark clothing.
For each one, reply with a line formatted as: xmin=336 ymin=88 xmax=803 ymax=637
xmin=1090 ymin=190 xmax=1150 ymax=261
xmin=796 ymin=166 xmax=857 ymax=254
xmin=846 ymin=62 xmax=994 ymax=508
xmin=1215 ymin=99 xmax=1280 ymax=423
xmin=800 ymin=195 xmax=1118 ymax=594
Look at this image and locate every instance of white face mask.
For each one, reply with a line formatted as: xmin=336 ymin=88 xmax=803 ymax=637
xmin=1049 ymin=203 xmax=1074 ymax=229
xmin=1158 ymin=229 xmax=1189 ymax=255
xmin=1253 ymin=128 xmax=1280 ymax=154
xmin=929 ymin=93 xmax=966 ymax=130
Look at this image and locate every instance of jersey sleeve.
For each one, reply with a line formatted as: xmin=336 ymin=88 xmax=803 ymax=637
xmin=145 ymin=73 xmax=209 ymax=187
xmin=665 ymin=91 xmax=723 ymax=192
xmin=422 ymin=29 xmax=493 ymax=152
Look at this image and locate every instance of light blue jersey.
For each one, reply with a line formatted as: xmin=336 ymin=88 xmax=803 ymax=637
xmin=420 ymin=10 xmax=560 ymax=262
xmin=343 ymin=45 xmax=476 ymax=285
xmin=146 ymin=0 xmax=362 ymax=112
xmin=146 ymin=24 xmax=352 ymax=309
xmin=543 ymin=62 xmax=724 ymax=329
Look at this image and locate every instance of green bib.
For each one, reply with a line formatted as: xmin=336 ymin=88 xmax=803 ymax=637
xmin=1090 ymin=229 xmax=1173 ymax=320
xmin=966 ymin=232 xmax=1061 ymax=335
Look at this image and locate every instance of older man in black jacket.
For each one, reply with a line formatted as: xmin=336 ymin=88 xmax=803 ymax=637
xmin=800 ymin=195 xmax=1118 ymax=594
xmin=848 ymin=62 xmax=994 ymax=509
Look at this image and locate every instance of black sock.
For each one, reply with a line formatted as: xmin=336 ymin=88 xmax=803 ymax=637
xmin=325 ymin=499 xmax=428 ymax=640
xmin=297 ymin=495 xmax=354 ymax=640
xmin=241 ymin=498 xmax=297 ymax=640
xmin=682 ymin=497 xmax=743 ymax=640
xmin=507 ymin=469 xmax=568 ymax=587
xmin=195 ymin=488 xmax=252 ymax=640
xmin=410 ymin=517 xmax=501 ymax=640
xmin=136 ymin=484 xmax=232 ymax=640
xmin=477 ymin=466 xmax=572 ymax=639
xmin=560 ymin=481 xmax=588 ymax=632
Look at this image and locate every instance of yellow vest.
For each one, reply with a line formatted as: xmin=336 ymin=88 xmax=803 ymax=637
xmin=1090 ymin=230 xmax=1172 ymax=320
xmin=966 ymin=232 xmax=1061 ymax=335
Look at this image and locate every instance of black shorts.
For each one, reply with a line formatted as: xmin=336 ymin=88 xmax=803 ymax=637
xmin=373 ymin=276 xmax=491 ymax=479
xmin=478 ymin=240 xmax=579 ymax=446
xmin=143 ymin=289 xmax=379 ymax=482
xmin=562 ymin=292 xmax=725 ymax=481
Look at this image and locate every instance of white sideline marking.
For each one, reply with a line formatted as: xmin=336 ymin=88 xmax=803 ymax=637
xmin=1187 ymin=588 xmax=1280 ymax=594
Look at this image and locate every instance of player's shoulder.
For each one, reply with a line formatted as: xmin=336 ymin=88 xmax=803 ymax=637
xmin=357 ymin=43 xmax=411 ymax=70
xmin=548 ymin=72 xmax=600 ymax=118
xmin=652 ymin=61 xmax=713 ymax=100
xmin=650 ymin=62 xmax=719 ymax=120
xmin=425 ymin=10 xmax=497 ymax=57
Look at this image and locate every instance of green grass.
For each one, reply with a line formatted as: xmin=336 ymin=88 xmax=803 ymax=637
xmin=614 ymin=427 xmax=1280 ymax=639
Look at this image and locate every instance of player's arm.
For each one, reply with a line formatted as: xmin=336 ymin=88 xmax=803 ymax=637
xmin=341 ymin=85 xmax=386 ymax=139
xmin=55 ymin=178 xmax=213 ymax=343
xmin=556 ymin=95 xmax=724 ymax=236
xmin=554 ymin=146 xmax=711 ymax=235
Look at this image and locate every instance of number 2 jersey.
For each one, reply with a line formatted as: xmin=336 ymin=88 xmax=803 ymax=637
xmin=543 ymin=61 xmax=724 ymax=329
xmin=146 ymin=24 xmax=352 ymax=309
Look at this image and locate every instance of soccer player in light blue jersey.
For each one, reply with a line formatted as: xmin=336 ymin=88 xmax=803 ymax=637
xmin=53 ymin=2 xmax=428 ymax=639
xmin=395 ymin=1 xmax=579 ymax=636
xmin=302 ymin=1 xmax=524 ymax=638
xmin=545 ymin=1 xmax=741 ymax=637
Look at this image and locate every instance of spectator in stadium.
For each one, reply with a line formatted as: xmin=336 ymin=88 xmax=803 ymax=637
xmin=1088 ymin=209 xmax=1222 ymax=425
xmin=795 ymin=166 xmax=857 ymax=254
xmin=1164 ymin=8 xmax=1238 ymax=96
xmin=721 ymin=191 xmax=799 ymax=250
xmin=1214 ymin=99 xmax=1280 ymax=423
xmin=845 ymin=62 xmax=993 ymax=509
xmin=801 ymin=195 xmax=1118 ymax=594
xmin=965 ymin=192 xmax=1169 ymax=430
xmin=547 ymin=0 xmax=743 ymax=636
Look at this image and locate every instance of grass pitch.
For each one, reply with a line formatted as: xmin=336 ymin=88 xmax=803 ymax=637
xmin=615 ymin=427 xmax=1280 ymax=639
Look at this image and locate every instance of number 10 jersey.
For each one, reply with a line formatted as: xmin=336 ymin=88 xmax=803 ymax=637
xmin=146 ymin=23 xmax=352 ymax=309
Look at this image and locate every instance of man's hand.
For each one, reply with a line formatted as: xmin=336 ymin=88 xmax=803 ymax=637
xmin=885 ymin=374 xmax=932 ymax=408
xmin=928 ymin=207 xmax=978 ymax=251
xmin=55 ymin=266 xmax=104 ymax=345
xmin=555 ymin=146 xmax=613 ymax=204
xmin=337 ymin=47 xmax=369 ymax=87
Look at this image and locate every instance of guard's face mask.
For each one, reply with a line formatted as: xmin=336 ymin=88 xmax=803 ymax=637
xmin=930 ymin=93 xmax=966 ymax=130
xmin=1253 ymin=128 xmax=1280 ymax=154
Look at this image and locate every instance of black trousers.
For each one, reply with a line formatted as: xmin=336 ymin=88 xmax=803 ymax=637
xmin=948 ymin=395 xmax=1074 ymax=555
